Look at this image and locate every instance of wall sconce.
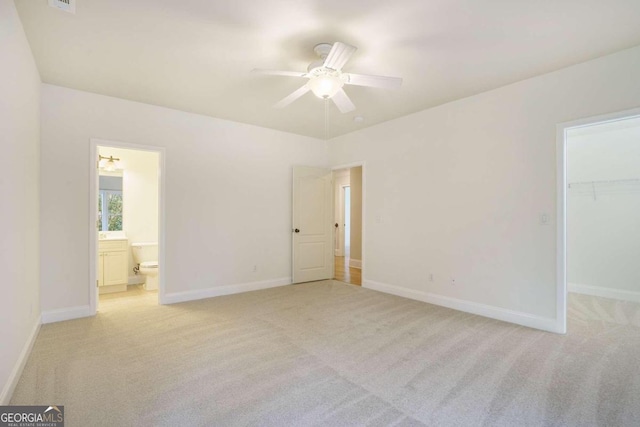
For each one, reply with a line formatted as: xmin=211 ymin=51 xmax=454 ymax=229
xmin=98 ymin=155 xmax=121 ymax=171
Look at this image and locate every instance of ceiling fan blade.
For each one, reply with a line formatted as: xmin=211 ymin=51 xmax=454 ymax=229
xmin=323 ymin=42 xmax=357 ymax=71
xmin=345 ymin=73 xmax=403 ymax=90
xmin=273 ymin=85 xmax=310 ymax=109
xmin=252 ymin=68 xmax=308 ymax=78
xmin=331 ymin=89 xmax=356 ymax=113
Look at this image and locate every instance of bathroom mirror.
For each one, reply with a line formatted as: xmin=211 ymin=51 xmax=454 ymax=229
xmin=98 ymin=173 xmax=123 ymax=231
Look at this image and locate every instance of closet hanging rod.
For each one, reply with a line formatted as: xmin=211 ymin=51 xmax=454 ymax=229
xmin=568 ymin=178 xmax=640 ymax=187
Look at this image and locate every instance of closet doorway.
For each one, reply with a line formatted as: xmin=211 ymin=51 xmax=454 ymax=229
xmin=557 ymin=108 xmax=640 ymax=333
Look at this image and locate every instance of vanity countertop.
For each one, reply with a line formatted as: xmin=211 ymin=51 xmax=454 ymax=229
xmin=99 ymin=231 xmax=127 ymax=241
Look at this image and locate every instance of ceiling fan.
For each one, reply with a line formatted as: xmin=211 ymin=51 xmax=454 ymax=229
xmin=252 ymin=42 xmax=403 ymax=113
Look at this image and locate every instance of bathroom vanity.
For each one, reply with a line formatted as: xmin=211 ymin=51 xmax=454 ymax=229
xmin=98 ymin=238 xmax=129 ymax=294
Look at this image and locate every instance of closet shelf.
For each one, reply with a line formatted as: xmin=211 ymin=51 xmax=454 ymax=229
xmin=568 ymin=178 xmax=640 ymax=187
xmin=567 ymin=178 xmax=640 ymax=200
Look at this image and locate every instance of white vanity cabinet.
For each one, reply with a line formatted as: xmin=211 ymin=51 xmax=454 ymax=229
xmin=98 ymin=239 xmax=128 ymax=293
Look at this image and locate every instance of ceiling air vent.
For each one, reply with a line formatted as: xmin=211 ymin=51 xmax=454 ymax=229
xmin=48 ymin=0 xmax=76 ymax=14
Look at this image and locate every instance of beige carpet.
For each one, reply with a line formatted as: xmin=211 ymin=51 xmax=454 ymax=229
xmin=11 ymin=281 xmax=640 ymax=426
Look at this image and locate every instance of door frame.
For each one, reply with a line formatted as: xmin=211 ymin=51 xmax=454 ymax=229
xmin=555 ymin=107 xmax=640 ymax=334
xmin=340 ymin=184 xmax=350 ymax=256
xmin=89 ymin=138 xmax=167 ymax=314
xmin=333 ymin=167 xmax=350 ymax=257
xmin=331 ymin=162 xmax=366 ymax=282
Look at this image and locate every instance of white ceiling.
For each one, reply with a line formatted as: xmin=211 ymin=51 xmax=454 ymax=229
xmin=15 ymin=0 xmax=640 ymax=139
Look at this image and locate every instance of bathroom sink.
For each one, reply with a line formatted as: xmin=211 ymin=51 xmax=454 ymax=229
xmin=99 ymin=232 xmax=127 ymax=240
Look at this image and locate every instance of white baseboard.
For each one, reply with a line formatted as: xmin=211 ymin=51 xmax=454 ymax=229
xmin=163 ymin=277 xmax=292 ymax=305
xmin=363 ymin=279 xmax=560 ymax=333
xmin=569 ymin=282 xmax=640 ymax=303
xmin=0 ymin=317 xmax=41 ymax=405
xmin=41 ymin=305 xmax=93 ymax=324
xmin=349 ymin=258 xmax=362 ymax=269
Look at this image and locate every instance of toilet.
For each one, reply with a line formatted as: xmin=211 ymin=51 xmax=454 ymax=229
xmin=131 ymin=242 xmax=159 ymax=291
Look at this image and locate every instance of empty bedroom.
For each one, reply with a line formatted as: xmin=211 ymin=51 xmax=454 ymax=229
xmin=2 ymin=0 xmax=640 ymax=425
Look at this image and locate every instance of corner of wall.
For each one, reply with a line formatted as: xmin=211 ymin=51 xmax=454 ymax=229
xmin=0 ymin=0 xmax=43 ymax=405
xmin=0 ymin=317 xmax=41 ymax=405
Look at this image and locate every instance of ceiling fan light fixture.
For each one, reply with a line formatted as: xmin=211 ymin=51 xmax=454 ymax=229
xmin=254 ymin=41 xmax=402 ymax=112
xmin=307 ymin=73 xmax=344 ymax=99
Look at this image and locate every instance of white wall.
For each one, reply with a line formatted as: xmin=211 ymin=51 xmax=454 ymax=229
xmin=40 ymin=84 xmax=327 ymax=313
xmin=98 ymin=146 xmax=159 ymax=276
xmin=328 ymin=45 xmax=640 ymax=328
xmin=567 ymin=119 xmax=640 ymax=300
xmin=0 ymin=0 xmax=41 ymax=403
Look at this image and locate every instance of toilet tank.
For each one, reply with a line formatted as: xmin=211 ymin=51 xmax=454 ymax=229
xmin=131 ymin=242 xmax=158 ymax=264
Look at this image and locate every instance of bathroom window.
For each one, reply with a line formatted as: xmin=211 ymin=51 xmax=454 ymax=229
xmin=98 ymin=191 xmax=123 ymax=231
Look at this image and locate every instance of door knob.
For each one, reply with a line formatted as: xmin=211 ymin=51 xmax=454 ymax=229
xmin=294 ymin=228 xmax=300 ymax=233
xmin=335 ymin=223 xmax=339 ymax=228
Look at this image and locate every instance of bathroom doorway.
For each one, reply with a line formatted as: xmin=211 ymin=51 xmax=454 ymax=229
xmin=333 ymin=166 xmax=363 ymax=285
xmin=89 ymin=139 xmax=165 ymax=314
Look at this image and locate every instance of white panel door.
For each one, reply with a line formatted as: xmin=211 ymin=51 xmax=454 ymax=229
xmin=292 ymin=166 xmax=334 ymax=283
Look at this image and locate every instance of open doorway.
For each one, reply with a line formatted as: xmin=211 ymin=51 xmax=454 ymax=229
xmin=333 ymin=166 xmax=362 ymax=285
xmin=89 ymin=139 xmax=165 ymax=314
xmin=558 ymin=109 xmax=640 ymax=333
xmin=344 ymin=186 xmax=351 ymax=257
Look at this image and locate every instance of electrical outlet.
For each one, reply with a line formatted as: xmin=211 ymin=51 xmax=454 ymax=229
xmin=539 ymin=213 xmax=550 ymax=225
xmin=429 ymin=273 xmax=434 ymax=282
xmin=450 ymin=278 xmax=456 ymax=285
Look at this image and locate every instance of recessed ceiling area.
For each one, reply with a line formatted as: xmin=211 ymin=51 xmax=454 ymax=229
xmin=15 ymin=0 xmax=640 ymax=139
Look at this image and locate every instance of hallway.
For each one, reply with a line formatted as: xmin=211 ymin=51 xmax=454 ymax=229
xmin=334 ymin=256 xmax=361 ymax=285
